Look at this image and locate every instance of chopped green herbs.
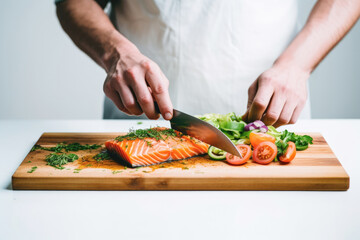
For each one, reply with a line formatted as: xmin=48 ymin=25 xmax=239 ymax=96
xmin=31 ymin=142 xmax=102 ymax=170
xmin=182 ymin=167 xmax=189 ymax=170
xmin=142 ymin=170 xmax=151 ymax=173
xmin=31 ymin=142 xmax=101 ymax=153
xmin=145 ymin=140 xmax=153 ymax=147
xmin=27 ymin=160 xmax=32 ymax=163
xmin=115 ymin=128 xmax=178 ymax=142
xmin=137 ymin=121 xmax=143 ymax=125
xmin=27 ymin=166 xmax=37 ymax=173
xmin=31 ymin=144 xmax=42 ymax=152
xmin=112 ymin=170 xmax=123 ymax=174
xmin=73 ymin=168 xmax=82 ymax=173
xmin=124 ymin=166 xmax=128 ymax=170
xmin=46 ymin=153 xmax=79 ymax=170
xmin=94 ymin=151 xmax=111 ymax=161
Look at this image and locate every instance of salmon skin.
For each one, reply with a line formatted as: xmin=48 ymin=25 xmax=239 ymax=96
xmin=105 ymin=127 xmax=209 ymax=167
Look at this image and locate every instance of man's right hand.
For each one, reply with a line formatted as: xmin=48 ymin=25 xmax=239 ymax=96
xmin=56 ymin=0 xmax=173 ymax=120
xmin=103 ymin=43 xmax=173 ymax=120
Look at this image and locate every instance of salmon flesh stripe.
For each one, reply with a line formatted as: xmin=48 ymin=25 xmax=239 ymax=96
xmin=105 ymin=127 xmax=209 ymax=167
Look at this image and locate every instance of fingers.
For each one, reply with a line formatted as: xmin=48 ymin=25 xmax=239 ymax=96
xmin=248 ymin=83 xmax=274 ymax=122
xmin=242 ymin=81 xmax=258 ymax=121
xmin=104 ymin=87 xmax=131 ymax=115
xmin=103 ymin=76 xmax=131 ymax=115
xmin=289 ymin=104 xmax=305 ymax=125
xmin=143 ymin=61 xmax=173 ymax=120
xmin=104 ymin=72 xmax=143 ymax=116
xmin=261 ymin=92 xmax=286 ymax=126
xmin=272 ymin=101 xmax=296 ymax=128
xmin=124 ymin=67 xmax=159 ymax=119
xmin=116 ymin=80 xmax=143 ymax=115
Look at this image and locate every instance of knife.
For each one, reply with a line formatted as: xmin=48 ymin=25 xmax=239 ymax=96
xmin=170 ymin=109 xmax=242 ymax=158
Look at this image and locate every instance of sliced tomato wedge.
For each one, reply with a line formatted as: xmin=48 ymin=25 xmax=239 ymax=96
xmin=249 ymin=132 xmax=276 ymax=148
xmin=226 ymin=144 xmax=252 ymax=165
xmin=253 ymin=141 xmax=277 ymax=165
xmin=279 ymin=141 xmax=296 ymax=163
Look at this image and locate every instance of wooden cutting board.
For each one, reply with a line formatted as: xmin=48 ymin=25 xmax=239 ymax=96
xmin=12 ymin=132 xmax=349 ymax=191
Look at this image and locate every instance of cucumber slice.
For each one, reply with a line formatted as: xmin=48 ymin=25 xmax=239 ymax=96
xmin=208 ymin=146 xmax=226 ymax=160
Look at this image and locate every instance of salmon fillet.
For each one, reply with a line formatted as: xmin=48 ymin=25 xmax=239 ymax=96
xmin=105 ymin=127 xmax=209 ymax=167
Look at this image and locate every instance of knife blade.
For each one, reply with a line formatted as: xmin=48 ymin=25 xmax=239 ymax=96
xmin=170 ymin=109 xmax=242 ymax=158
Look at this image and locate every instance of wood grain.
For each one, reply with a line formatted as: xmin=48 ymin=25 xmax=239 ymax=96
xmin=12 ymin=132 xmax=349 ymax=191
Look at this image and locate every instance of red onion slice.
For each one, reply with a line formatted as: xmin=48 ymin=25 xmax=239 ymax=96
xmin=244 ymin=120 xmax=268 ymax=133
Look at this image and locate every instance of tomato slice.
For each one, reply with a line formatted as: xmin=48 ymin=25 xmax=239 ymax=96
xmin=279 ymin=141 xmax=296 ymax=163
xmin=226 ymin=144 xmax=252 ymax=165
xmin=253 ymin=141 xmax=277 ymax=165
xmin=249 ymin=132 xmax=276 ymax=148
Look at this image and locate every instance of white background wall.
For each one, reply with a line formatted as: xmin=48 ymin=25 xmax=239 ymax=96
xmin=0 ymin=0 xmax=359 ymax=119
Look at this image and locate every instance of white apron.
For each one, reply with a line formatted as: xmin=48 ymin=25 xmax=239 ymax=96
xmin=104 ymin=0 xmax=311 ymax=119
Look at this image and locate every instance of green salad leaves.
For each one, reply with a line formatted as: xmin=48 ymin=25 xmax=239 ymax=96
xmin=198 ymin=113 xmax=313 ymax=160
xmin=197 ymin=112 xmax=246 ymax=140
xmin=267 ymin=127 xmax=313 ymax=157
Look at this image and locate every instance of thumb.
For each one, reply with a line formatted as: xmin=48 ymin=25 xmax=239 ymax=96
xmin=243 ymin=79 xmax=258 ymax=121
xmin=241 ymin=110 xmax=249 ymax=122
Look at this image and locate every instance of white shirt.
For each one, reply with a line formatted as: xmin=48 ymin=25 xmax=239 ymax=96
xmin=104 ymin=0 xmax=311 ymax=119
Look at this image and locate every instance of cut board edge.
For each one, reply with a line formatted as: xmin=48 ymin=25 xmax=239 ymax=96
xmin=12 ymin=176 xmax=349 ymax=191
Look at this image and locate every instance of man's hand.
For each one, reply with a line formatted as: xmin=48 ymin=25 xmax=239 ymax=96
xmin=56 ymin=0 xmax=173 ymax=120
xmin=103 ymin=44 xmax=173 ymax=120
xmin=243 ymin=64 xmax=309 ymax=128
xmin=243 ymin=0 xmax=360 ymax=127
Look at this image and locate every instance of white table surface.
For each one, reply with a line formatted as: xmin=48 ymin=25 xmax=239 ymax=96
xmin=0 ymin=119 xmax=359 ymax=240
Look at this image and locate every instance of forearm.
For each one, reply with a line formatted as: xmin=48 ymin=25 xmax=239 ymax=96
xmin=275 ymin=0 xmax=360 ymax=73
xmin=56 ymin=0 xmax=135 ymax=72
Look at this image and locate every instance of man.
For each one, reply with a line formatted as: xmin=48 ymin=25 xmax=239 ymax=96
xmin=56 ymin=0 xmax=360 ymax=127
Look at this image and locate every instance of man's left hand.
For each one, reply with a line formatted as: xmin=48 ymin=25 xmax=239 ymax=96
xmin=242 ymin=64 xmax=310 ymax=127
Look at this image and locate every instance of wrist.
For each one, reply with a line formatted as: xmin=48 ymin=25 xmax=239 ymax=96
xmin=273 ymin=55 xmax=312 ymax=76
xmin=101 ymin=30 xmax=139 ymax=72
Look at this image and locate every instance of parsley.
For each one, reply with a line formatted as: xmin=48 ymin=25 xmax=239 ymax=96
xmin=73 ymin=168 xmax=82 ymax=173
xmin=94 ymin=151 xmax=111 ymax=161
xmin=45 ymin=153 xmax=79 ymax=169
xmin=27 ymin=166 xmax=37 ymax=173
xmin=31 ymin=144 xmax=42 ymax=151
xmin=112 ymin=170 xmax=123 ymax=174
xmin=142 ymin=170 xmax=151 ymax=173
xmin=275 ymin=130 xmax=313 ymax=157
xmin=124 ymin=166 xmax=128 ymax=170
xmin=145 ymin=140 xmax=153 ymax=147
xmin=31 ymin=142 xmax=101 ymax=153
xmin=182 ymin=167 xmax=189 ymax=170
xmin=137 ymin=121 xmax=143 ymax=125
xmin=27 ymin=160 xmax=32 ymax=163
xmin=115 ymin=128 xmax=178 ymax=142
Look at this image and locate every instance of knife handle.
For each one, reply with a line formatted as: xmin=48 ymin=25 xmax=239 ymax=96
xmin=154 ymin=101 xmax=160 ymax=114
